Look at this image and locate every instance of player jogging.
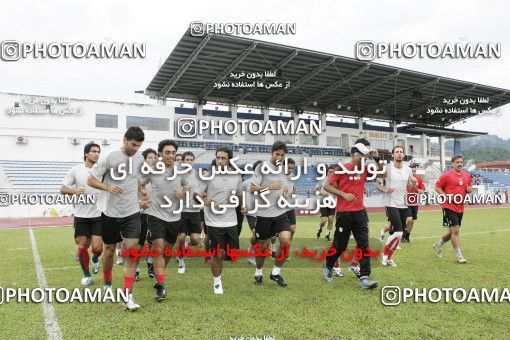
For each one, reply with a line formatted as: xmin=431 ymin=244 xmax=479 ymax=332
xmin=60 ymin=142 xmax=103 ymax=287
xmin=380 ymin=146 xmax=417 ymax=268
xmin=250 ymin=141 xmax=292 ymax=287
xmin=139 ymin=139 xmax=187 ymax=301
xmin=87 ymin=126 xmax=147 ymax=310
xmin=322 ymin=139 xmax=381 ymax=289
xmin=433 ymin=155 xmax=472 ymax=263
xmin=403 ymin=164 xmax=425 ymax=242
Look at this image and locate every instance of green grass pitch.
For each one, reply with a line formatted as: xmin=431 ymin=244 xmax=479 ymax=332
xmin=0 ymin=207 xmax=509 ymax=339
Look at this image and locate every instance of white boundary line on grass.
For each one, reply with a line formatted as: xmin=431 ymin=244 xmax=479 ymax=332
xmin=29 ymin=228 xmax=63 ymax=340
xmin=410 ymin=228 xmax=510 ymax=241
xmin=305 ymin=228 xmax=510 ymax=250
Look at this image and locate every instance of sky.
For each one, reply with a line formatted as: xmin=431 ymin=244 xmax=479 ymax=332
xmin=1 ymin=0 xmax=509 ymax=139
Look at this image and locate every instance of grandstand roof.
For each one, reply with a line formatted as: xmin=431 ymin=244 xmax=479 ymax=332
xmin=400 ymin=124 xmax=488 ymax=138
xmin=145 ymin=29 xmax=510 ymax=127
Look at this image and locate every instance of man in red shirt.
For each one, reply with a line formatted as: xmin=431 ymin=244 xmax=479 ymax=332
xmin=322 ymin=138 xmax=382 ymax=289
xmin=403 ymin=164 xmax=425 ymax=243
xmin=433 ymin=155 xmax=472 ymax=263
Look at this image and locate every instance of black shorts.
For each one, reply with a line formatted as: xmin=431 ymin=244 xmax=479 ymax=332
xmin=255 ymin=212 xmax=290 ymax=240
xmin=147 ymin=215 xmax=180 ymax=244
xmin=73 ymin=216 xmax=101 ymax=239
xmin=207 ymin=225 xmax=239 ymax=258
xmin=100 ymin=212 xmax=141 ymax=245
xmin=286 ymin=209 xmax=296 ymax=225
xmin=385 ymin=207 xmax=408 ymax=233
xmin=406 ymin=206 xmax=419 ymax=220
xmin=443 ymin=208 xmax=463 ymax=227
xmin=247 ymin=215 xmax=257 ymax=230
xmin=179 ymin=211 xmax=202 ymax=235
xmin=320 ymin=207 xmax=335 ymax=217
xmin=138 ymin=213 xmax=149 ymax=246
xmin=384 ymin=206 xmax=390 ymax=222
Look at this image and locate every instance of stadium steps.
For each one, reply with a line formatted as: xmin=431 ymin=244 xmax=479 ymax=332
xmin=0 ymin=160 xmax=80 ymax=195
xmin=471 ymin=171 xmax=510 ymax=192
xmin=0 ymin=165 xmax=16 ymax=193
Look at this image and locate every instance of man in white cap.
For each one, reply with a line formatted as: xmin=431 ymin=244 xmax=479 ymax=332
xmin=322 ymin=138 xmax=382 ymax=289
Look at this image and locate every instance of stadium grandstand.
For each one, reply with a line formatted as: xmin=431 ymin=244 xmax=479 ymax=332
xmin=1 ymin=28 xmax=510 ymax=217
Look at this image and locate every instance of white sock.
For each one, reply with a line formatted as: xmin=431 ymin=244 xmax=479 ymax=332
xmin=255 ymin=268 xmax=263 ymax=276
xmin=454 ymin=248 xmax=463 ymax=257
xmin=326 ymin=230 xmax=330 ymax=236
xmin=436 ymin=239 xmax=446 ymax=248
xmin=385 ymin=232 xmax=402 ymax=248
xmin=179 ymin=258 xmax=185 ymax=266
xmin=147 ymin=256 xmax=153 ymax=264
xmin=271 ymin=266 xmax=281 ymax=276
xmin=213 ymin=276 xmax=222 ymax=285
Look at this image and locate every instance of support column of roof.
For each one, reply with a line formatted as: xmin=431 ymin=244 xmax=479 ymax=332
xmin=293 ymin=111 xmax=299 ymax=145
xmin=229 ymin=105 xmax=240 ymax=144
xmin=262 ymin=108 xmax=273 ymax=145
xmin=318 ymin=114 xmax=327 ymax=148
xmin=421 ymin=133 xmax=427 ymax=159
xmin=439 ymin=134 xmax=446 ymax=171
